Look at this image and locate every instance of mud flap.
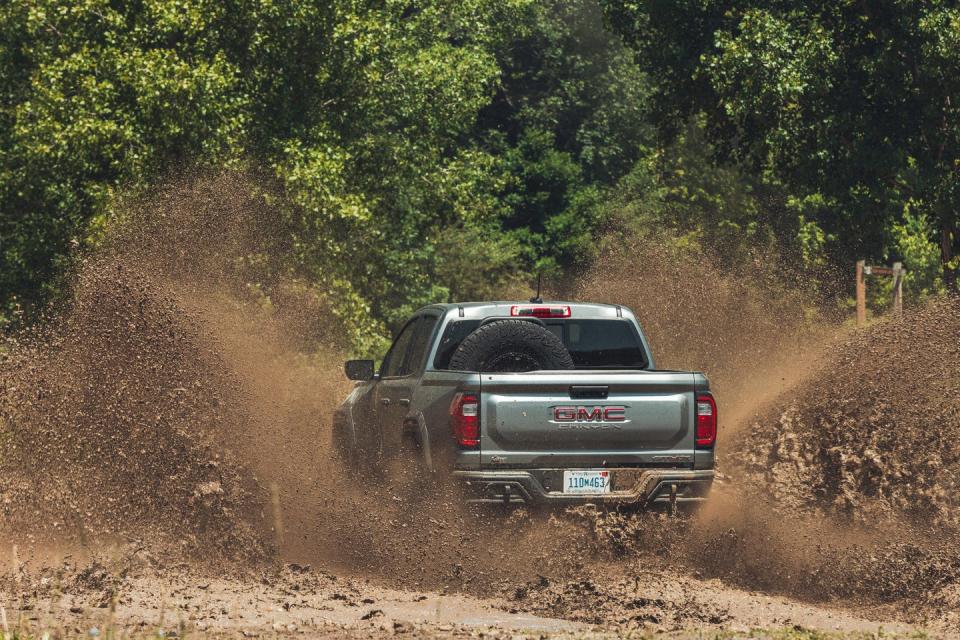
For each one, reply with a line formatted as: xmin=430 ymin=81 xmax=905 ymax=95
xmin=413 ymin=412 xmax=434 ymax=473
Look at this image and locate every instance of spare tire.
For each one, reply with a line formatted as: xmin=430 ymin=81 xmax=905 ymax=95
xmin=448 ymin=319 xmax=575 ymax=372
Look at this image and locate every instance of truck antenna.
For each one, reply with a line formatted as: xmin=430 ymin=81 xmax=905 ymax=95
xmin=530 ymin=273 xmax=543 ymax=304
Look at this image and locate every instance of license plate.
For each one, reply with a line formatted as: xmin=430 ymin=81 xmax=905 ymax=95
xmin=563 ymin=470 xmax=611 ymax=495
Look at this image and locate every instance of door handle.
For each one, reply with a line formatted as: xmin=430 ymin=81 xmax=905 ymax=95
xmin=380 ymin=398 xmax=391 ymax=406
xmin=398 ymin=398 xmax=410 ymax=407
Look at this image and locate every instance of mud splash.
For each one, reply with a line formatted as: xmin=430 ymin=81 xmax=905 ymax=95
xmin=705 ymin=295 xmax=960 ymax=612
xmin=0 ymin=172 xmax=593 ymax=592
xmin=0 ymin=172 xmax=306 ymax=564
xmin=733 ymin=296 xmax=960 ymax=526
xmin=568 ymin=235 xmax=960 ymax=620
xmin=0 ymin=258 xmax=269 ymax=563
xmin=572 ymin=235 xmax=838 ymax=442
xmin=2 ymin=172 xmax=958 ymax=633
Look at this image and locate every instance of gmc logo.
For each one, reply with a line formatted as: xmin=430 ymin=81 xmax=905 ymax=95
xmin=553 ymin=406 xmax=626 ymax=422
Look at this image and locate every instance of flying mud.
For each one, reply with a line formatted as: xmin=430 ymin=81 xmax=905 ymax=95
xmin=2 ymin=173 xmax=959 ymax=637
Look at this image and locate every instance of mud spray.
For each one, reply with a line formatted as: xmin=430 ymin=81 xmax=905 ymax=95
xmin=2 ymin=172 xmax=960 ymax=629
xmin=0 ymin=173 xmax=607 ymax=590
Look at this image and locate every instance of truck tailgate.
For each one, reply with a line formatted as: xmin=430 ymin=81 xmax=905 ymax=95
xmin=479 ymin=370 xmax=697 ymax=467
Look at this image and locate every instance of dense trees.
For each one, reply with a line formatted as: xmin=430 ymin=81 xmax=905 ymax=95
xmin=0 ymin=0 xmax=651 ymax=346
xmin=602 ymin=0 xmax=959 ymax=292
xmin=0 ymin=0 xmax=516 ymax=344
xmin=1 ymin=0 xmax=955 ymax=349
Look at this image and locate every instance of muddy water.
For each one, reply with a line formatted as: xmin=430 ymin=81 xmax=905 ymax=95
xmin=1 ymin=174 xmax=959 ymax=631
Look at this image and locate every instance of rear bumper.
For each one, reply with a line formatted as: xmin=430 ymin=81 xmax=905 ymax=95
xmin=452 ymin=468 xmax=714 ymax=505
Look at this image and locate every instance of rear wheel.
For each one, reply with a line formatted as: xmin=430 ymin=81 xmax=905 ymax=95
xmin=392 ymin=431 xmax=434 ymax=502
xmin=331 ymin=416 xmax=360 ymax=476
xmin=448 ymin=319 xmax=574 ymax=372
xmin=332 ymin=411 xmax=386 ymax=481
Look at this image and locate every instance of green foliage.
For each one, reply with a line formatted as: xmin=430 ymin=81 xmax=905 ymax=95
xmin=595 ymin=118 xmax=779 ymax=274
xmin=431 ymin=224 xmax=531 ymax=303
xmin=0 ymin=0 xmax=520 ymax=340
xmin=0 ymin=0 xmax=248 ymax=325
xmin=653 ymin=121 xmax=771 ymax=268
xmin=602 ymin=0 xmax=960 ymax=290
xmin=795 ymin=215 xmax=831 ymax=271
xmin=0 ymin=0 xmax=660 ymax=349
xmin=483 ymin=0 xmax=654 ymax=268
xmin=891 ymin=206 xmax=945 ymax=302
xmin=6 ymin=0 xmax=957 ymax=345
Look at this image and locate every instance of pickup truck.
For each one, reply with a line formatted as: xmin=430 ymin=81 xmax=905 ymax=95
xmin=334 ymin=301 xmax=715 ymax=508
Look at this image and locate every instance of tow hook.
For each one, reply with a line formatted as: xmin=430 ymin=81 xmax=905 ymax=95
xmin=502 ymin=484 xmax=511 ymax=505
xmin=669 ymin=483 xmax=678 ymax=517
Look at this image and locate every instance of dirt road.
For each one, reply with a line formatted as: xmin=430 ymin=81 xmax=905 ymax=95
xmin=3 ymin=549 xmax=925 ymax=639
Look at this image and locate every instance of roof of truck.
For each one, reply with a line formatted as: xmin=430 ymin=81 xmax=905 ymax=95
xmin=421 ymin=301 xmax=631 ymax=319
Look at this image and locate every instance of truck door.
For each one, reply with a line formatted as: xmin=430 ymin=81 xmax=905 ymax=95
xmin=375 ymin=316 xmax=420 ymax=456
xmin=377 ymin=313 xmax=438 ymax=452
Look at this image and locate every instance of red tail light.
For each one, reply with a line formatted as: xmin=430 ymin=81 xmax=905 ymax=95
xmin=450 ymin=392 xmax=480 ymax=449
xmin=696 ymin=393 xmax=717 ymax=448
xmin=510 ymin=305 xmax=571 ymax=318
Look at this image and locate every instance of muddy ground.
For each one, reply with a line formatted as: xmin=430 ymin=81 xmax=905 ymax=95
xmin=2 ymin=174 xmax=959 ymax=638
xmin=1 ymin=539 xmax=926 ymax=639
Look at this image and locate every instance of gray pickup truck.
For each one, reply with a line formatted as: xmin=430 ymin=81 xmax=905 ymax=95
xmin=334 ymin=301 xmax=715 ymax=508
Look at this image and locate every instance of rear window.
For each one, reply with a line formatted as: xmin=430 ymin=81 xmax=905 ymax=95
xmin=433 ymin=318 xmax=648 ymax=370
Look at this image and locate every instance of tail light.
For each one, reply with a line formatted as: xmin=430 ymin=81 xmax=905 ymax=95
xmin=450 ymin=392 xmax=480 ymax=449
xmin=510 ymin=305 xmax=571 ymax=318
xmin=696 ymin=393 xmax=717 ymax=449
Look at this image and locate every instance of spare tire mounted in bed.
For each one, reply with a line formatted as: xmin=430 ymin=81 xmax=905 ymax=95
xmin=448 ymin=319 xmax=575 ymax=372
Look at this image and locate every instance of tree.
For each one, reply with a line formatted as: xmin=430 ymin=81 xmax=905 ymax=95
xmin=602 ymin=0 xmax=960 ymax=289
xmin=1 ymin=1 xmax=676 ymax=345
xmin=0 ymin=0 xmax=522 ymax=339
xmin=475 ymin=0 xmax=655 ymax=274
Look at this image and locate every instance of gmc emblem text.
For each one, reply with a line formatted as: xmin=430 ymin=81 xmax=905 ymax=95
xmin=552 ymin=406 xmax=627 ymax=422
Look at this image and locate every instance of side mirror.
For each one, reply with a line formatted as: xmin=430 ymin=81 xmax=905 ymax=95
xmin=345 ymin=359 xmax=376 ymax=381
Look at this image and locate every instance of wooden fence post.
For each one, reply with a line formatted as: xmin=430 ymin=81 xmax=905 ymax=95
xmin=856 ymin=260 xmax=866 ymax=327
xmin=892 ymin=261 xmax=904 ymax=319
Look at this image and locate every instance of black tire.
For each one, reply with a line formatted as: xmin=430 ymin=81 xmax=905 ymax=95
xmin=392 ymin=431 xmax=434 ymax=503
xmin=448 ymin=319 xmax=574 ymax=372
